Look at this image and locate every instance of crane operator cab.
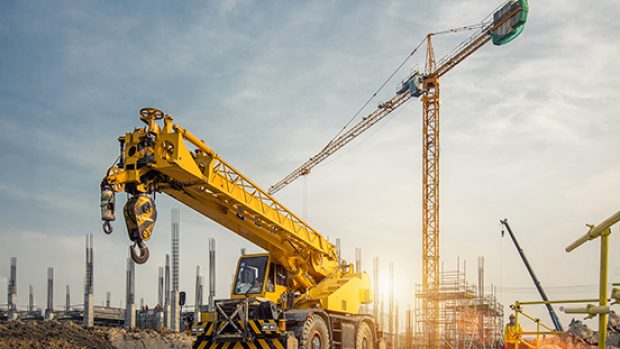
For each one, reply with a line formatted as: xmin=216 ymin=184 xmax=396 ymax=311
xmin=194 ymin=253 xmax=293 ymax=348
xmin=231 ymin=253 xmax=289 ymax=303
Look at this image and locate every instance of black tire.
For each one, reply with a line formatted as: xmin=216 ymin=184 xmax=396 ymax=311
xmin=300 ymin=315 xmax=329 ymax=349
xmin=356 ymin=321 xmax=374 ymax=349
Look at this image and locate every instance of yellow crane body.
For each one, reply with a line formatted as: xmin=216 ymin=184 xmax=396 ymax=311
xmin=101 ymin=109 xmax=375 ymax=349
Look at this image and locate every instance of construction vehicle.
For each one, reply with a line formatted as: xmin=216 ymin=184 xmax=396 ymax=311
xmin=268 ymin=2 xmax=528 ymax=348
xmin=99 ymin=108 xmax=374 ymax=349
xmin=500 ymin=219 xmax=563 ymax=332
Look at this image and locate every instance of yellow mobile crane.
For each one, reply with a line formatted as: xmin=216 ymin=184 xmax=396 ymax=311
xmin=99 ymin=108 xmax=374 ymax=349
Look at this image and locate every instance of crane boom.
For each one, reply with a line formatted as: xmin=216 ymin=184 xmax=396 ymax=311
xmin=268 ymin=0 xmax=526 ymax=195
xmin=269 ymin=91 xmax=412 ymax=194
xmin=500 ymin=219 xmax=564 ymax=332
xmin=101 ymin=108 xmax=349 ymax=294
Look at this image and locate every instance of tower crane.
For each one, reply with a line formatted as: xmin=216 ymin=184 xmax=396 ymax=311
xmin=268 ymin=1 xmax=528 ymax=349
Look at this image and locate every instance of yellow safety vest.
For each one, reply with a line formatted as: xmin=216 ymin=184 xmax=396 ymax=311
xmin=504 ymin=323 xmax=522 ymax=344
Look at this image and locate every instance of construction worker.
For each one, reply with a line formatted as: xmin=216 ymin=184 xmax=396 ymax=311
xmin=504 ymin=314 xmax=523 ymax=349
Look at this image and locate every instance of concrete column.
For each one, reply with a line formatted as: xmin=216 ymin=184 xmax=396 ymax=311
xmin=84 ymin=293 xmax=94 ymax=327
xmin=171 ymin=208 xmax=181 ymax=332
xmin=158 ymin=267 xmax=164 ymax=307
xmin=84 ymin=234 xmax=94 ymax=327
xmin=388 ymin=263 xmax=394 ymax=338
xmin=336 ymin=239 xmax=341 ymax=265
xmin=7 ymin=257 xmax=17 ymax=321
xmin=195 ymin=265 xmax=203 ymax=320
xmin=373 ymin=257 xmax=379 ymax=321
xmin=45 ymin=267 xmax=54 ymax=320
xmin=164 ymin=254 xmax=171 ymax=329
xmin=125 ymin=303 xmax=136 ymax=328
xmin=355 ymin=248 xmax=362 ymax=273
xmin=395 ymin=303 xmax=399 ymax=349
xmin=209 ymin=238 xmax=216 ymax=311
xmin=28 ymin=284 xmax=34 ymax=313
xmin=125 ymin=257 xmax=136 ymax=328
xmin=171 ymin=291 xmax=180 ymax=331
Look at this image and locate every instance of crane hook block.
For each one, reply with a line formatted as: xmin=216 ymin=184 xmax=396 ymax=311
xmin=490 ymin=0 xmax=528 ymax=46
xmin=123 ymin=194 xmax=158 ymax=243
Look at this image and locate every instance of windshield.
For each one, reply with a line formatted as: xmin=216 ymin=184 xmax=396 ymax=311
xmin=234 ymin=256 xmax=268 ymax=295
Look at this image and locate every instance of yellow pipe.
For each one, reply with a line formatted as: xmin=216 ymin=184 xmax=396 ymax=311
xmin=516 ymin=310 xmax=555 ymax=333
xmin=598 ymin=229 xmax=610 ymax=349
xmin=566 ymin=211 xmax=620 ymax=252
xmin=172 ymin=125 xmax=217 ymax=157
xmin=518 ymin=299 xmax=604 ymax=305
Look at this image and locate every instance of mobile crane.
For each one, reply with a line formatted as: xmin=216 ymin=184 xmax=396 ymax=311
xmin=99 ymin=108 xmax=374 ymax=349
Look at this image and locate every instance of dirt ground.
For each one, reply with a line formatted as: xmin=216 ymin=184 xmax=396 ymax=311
xmin=0 ymin=320 xmax=193 ymax=349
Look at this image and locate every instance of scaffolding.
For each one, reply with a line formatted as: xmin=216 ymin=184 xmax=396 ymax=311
xmin=415 ymin=259 xmax=504 ymax=349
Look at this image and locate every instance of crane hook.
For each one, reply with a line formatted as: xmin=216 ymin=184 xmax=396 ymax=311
xmin=103 ymin=221 xmax=113 ymax=235
xmin=130 ymin=240 xmax=150 ymax=264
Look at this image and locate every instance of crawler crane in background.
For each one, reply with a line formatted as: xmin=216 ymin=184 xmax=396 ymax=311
xmin=268 ymin=2 xmax=528 ymax=348
xmin=100 ymin=108 xmax=374 ymax=349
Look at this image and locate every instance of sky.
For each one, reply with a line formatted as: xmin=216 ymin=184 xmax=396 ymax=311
xmin=1 ymin=0 xmax=620 ymax=332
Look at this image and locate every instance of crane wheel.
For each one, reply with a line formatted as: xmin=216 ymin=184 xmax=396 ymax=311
xmin=355 ymin=321 xmax=374 ymax=349
xmin=300 ymin=315 xmax=329 ymax=349
xmin=130 ymin=241 xmax=150 ymax=264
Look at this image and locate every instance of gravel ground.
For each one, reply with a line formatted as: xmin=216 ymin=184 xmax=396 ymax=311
xmin=0 ymin=320 xmax=193 ymax=349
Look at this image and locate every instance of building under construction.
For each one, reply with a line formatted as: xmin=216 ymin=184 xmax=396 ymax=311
xmin=415 ymin=258 xmax=504 ymax=349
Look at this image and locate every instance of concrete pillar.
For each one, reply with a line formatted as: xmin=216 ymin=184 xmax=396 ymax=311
xmin=84 ymin=234 xmax=94 ymax=327
xmin=395 ymin=303 xmax=399 ymax=349
xmin=406 ymin=305 xmax=413 ymax=349
xmin=388 ymin=263 xmax=394 ymax=339
xmin=7 ymin=257 xmax=17 ymax=321
xmin=195 ymin=265 xmax=203 ymax=320
xmin=125 ymin=257 xmax=136 ymax=328
xmin=373 ymin=257 xmax=379 ymax=321
xmin=478 ymin=256 xmax=484 ymax=297
xmin=65 ymin=285 xmax=70 ymax=311
xmin=380 ymin=298 xmax=384 ymax=332
xmin=209 ymin=238 xmax=216 ymax=312
xmin=336 ymin=239 xmax=341 ymax=265
xmin=125 ymin=303 xmax=136 ymax=328
xmin=28 ymin=284 xmax=34 ymax=313
xmin=164 ymin=254 xmax=171 ymax=329
xmin=355 ymin=248 xmax=362 ymax=273
xmin=45 ymin=267 xmax=54 ymax=320
xmin=158 ymin=267 xmax=164 ymax=307
xmin=171 ymin=208 xmax=181 ymax=332
xmin=171 ymin=291 xmax=180 ymax=331
xmin=84 ymin=293 xmax=94 ymax=327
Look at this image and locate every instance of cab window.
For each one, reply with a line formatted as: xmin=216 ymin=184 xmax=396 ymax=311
xmin=275 ymin=264 xmax=288 ymax=286
xmin=234 ymin=256 xmax=268 ymax=295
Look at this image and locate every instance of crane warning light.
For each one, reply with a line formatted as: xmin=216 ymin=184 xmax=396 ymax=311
xmin=490 ymin=0 xmax=528 ymax=46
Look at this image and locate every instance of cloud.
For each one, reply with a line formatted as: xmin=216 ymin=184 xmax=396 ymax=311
xmin=1 ymin=0 xmax=619 ymax=328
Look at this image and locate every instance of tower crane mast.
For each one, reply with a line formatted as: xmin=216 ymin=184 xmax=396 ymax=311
xmin=268 ymin=2 xmax=528 ymax=349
